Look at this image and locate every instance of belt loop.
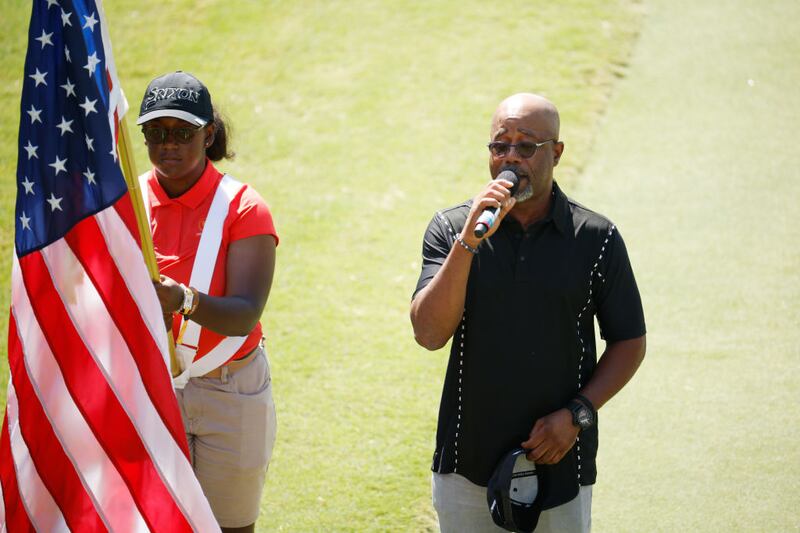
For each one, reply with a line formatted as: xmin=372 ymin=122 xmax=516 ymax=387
xmin=220 ymin=365 xmax=229 ymax=384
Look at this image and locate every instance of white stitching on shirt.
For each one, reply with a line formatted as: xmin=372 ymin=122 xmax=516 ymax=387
xmin=435 ymin=211 xmax=465 ymax=473
xmin=454 ymin=313 xmax=466 ymax=472
xmin=574 ymin=224 xmax=615 ymax=483
xmin=436 ymin=211 xmax=459 ymax=245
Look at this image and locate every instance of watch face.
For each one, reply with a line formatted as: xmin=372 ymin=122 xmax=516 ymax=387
xmin=577 ymin=407 xmax=593 ymax=428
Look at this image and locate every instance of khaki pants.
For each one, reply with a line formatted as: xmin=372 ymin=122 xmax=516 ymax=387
xmin=176 ymin=346 xmax=277 ymax=528
xmin=433 ymin=472 xmax=592 ymax=533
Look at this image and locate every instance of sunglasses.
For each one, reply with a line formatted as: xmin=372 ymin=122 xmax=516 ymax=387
xmin=142 ymin=125 xmax=203 ymax=144
xmin=487 ymin=139 xmax=555 ymax=159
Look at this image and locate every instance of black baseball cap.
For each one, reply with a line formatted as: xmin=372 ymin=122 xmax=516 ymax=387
xmin=136 ymin=71 xmax=213 ymax=127
xmin=487 ymin=447 xmax=544 ymax=532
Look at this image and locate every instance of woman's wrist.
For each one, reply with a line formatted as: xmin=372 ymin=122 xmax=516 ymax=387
xmin=177 ymin=284 xmax=200 ymax=316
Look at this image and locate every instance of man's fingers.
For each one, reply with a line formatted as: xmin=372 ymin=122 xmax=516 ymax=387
xmin=484 ymin=189 xmax=510 ymax=205
xmin=520 ymin=435 xmax=535 ymax=450
xmin=527 ymin=444 xmax=548 ymax=463
xmin=526 ymin=447 xmax=565 ymax=464
xmin=543 ymin=449 xmax=562 ymax=464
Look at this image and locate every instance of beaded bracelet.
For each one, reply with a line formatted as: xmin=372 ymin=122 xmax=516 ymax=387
xmin=455 ymin=234 xmax=479 ymax=255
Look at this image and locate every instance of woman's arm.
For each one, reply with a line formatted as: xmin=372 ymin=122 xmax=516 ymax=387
xmin=155 ymin=234 xmax=276 ymax=337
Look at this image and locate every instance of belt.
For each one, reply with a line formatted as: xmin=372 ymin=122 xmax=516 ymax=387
xmin=201 ymin=346 xmax=259 ymax=379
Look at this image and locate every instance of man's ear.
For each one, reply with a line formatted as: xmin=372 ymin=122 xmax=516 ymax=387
xmin=553 ymin=141 xmax=564 ymax=166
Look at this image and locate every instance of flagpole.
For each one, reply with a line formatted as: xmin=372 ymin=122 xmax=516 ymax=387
xmin=117 ymin=115 xmax=180 ymax=377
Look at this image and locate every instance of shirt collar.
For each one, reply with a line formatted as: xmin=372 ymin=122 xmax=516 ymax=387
xmin=550 ymin=181 xmax=573 ymax=236
xmin=147 ymin=159 xmax=222 ymax=209
xmin=501 ymin=181 xmax=571 ymax=236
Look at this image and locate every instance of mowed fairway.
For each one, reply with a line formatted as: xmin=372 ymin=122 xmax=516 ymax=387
xmin=0 ymin=0 xmax=796 ymax=531
xmin=576 ymin=0 xmax=800 ymax=531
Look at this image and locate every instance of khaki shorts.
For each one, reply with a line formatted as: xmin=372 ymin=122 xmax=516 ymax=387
xmin=176 ymin=345 xmax=277 ymax=528
xmin=432 ymin=472 xmax=592 ymax=533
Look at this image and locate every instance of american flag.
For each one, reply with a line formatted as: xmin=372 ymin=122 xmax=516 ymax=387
xmin=1 ymin=1 xmax=219 ymax=531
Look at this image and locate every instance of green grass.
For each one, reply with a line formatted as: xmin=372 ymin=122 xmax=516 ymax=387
xmin=5 ymin=0 xmax=798 ymax=531
xmin=576 ymin=0 xmax=800 ymax=531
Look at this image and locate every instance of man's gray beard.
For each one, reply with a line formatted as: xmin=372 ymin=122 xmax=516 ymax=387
xmin=514 ymin=182 xmax=534 ymax=203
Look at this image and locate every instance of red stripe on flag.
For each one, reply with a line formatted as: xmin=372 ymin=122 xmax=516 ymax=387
xmin=6 ymin=316 xmax=108 ymax=532
xmin=0 ymin=415 xmax=35 ymax=533
xmin=113 ymin=192 xmax=143 ymax=248
xmin=65 ymin=215 xmax=187 ymax=455
xmin=17 ymin=252 xmax=193 ymax=533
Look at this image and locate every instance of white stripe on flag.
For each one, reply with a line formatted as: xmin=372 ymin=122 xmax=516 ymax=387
xmin=95 ymin=206 xmax=171 ymax=367
xmin=95 ymin=0 xmax=128 ymax=126
xmin=5 ymin=380 xmax=67 ymax=532
xmin=41 ymin=233 xmax=219 ymax=530
xmin=11 ymin=256 xmax=149 ymax=533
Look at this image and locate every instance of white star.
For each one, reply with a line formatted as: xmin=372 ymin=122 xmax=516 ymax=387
xmin=19 ymin=212 xmax=31 ymax=231
xmin=49 ymin=155 xmax=67 ymax=176
xmin=79 ymin=96 xmax=97 ymax=116
xmin=60 ymin=78 xmax=76 ymax=97
xmin=56 ymin=116 xmax=74 ymax=136
xmin=85 ymin=134 xmax=95 ymax=152
xmin=46 ymin=0 xmax=59 ymax=8
xmin=83 ymin=168 xmax=96 ymax=185
xmin=35 ymin=30 xmax=54 ymax=49
xmin=83 ymin=12 xmax=98 ymax=32
xmin=83 ymin=52 xmax=100 ymax=77
xmin=61 ymin=8 xmax=72 ymax=27
xmin=64 ymin=45 xmax=71 ymax=63
xmin=27 ymin=105 xmax=42 ymax=124
xmin=21 ymin=177 xmax=35 ymax=195
xmin=29 ymin=68 xmax=47 ymax=87
xmin=24 ymin=141 xmax=38 ymax=160
xmin=47 ymin=194 xmax=63 ymax=212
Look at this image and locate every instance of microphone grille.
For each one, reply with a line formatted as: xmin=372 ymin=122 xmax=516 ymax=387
xmin=497 ymin=169 xmax=520 ymax=196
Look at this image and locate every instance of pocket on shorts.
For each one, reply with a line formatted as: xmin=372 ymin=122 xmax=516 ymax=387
xmin=239 ymin=382 xmax=277 ymax=469
xmin=229 ymin=349 xmax=277 ymax=469
xmin=231 ymin=348 xmax=271 ymax=396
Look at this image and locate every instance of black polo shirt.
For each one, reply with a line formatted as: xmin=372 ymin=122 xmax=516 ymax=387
xmin=413 ymin=182 xmax=645 ymax=509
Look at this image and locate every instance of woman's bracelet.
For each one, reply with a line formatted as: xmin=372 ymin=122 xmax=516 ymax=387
xmin=187 ymin=287 xmax=200 ymax=315
xmin=455 ymin=234 xmax=479 ymax=255
xmin=178 ymin=284 xmax=200 ymax=316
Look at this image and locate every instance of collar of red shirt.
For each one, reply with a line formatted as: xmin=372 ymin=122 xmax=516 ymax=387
xmin=147 ymin=159 xmax=222 ymax=209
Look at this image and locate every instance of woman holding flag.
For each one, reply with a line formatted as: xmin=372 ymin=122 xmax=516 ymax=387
xmin=137 ymin=70 xmax=278 ymax=533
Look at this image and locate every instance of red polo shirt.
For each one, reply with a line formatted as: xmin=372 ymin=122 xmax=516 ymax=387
xmin=142 ymin=160 xmax=278 ymax=364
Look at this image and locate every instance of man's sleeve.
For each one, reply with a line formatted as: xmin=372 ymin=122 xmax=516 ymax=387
xmin=594 ymin=227 xmax=646 ymax=341
xmin=412 ymin=213 xmax=453 ymax=299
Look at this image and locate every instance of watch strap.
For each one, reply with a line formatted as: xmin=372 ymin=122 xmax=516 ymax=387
xmin=178 ymin=284 xmax=194 ymax=315
xmin=568 ymin=398 xmax=594 ymax=430
xmin=574 ymin=393 xmax=596 ymax=417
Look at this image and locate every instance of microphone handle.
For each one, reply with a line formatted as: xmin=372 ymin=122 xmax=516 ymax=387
xmin=474 ymin=205 xmax=500 ymax=238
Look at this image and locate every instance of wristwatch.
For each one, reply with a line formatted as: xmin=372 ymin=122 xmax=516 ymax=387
xmin=178 ymin=284 xmax=195 ymax=315
xmin=568 ymin=398 xmax=595 ymax=431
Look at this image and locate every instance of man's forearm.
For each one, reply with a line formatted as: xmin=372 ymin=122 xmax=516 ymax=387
xmin=410 ymin=242 xmax=476 ymax=350
xmin=579 ymin=335 xmax=646 ymax=410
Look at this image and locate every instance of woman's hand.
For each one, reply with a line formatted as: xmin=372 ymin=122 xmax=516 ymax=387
xmin=153 ymin=274 xmax=184 ymax=315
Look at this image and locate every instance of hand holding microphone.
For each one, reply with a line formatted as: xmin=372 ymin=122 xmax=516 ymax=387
xmin=473 ymin=168 xmax=520 ymax=238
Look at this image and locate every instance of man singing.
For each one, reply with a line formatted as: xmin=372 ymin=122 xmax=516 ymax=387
xmin=410 ymin=93 xmax=646 ymax=532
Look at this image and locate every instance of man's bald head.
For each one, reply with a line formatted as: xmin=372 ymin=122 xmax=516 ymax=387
xmin=490 ymin=93 xmax=560 ymax=140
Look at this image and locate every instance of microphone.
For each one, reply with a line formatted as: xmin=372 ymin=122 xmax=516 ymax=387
xmin=474 ymin=169 xmax=520 ymax=238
